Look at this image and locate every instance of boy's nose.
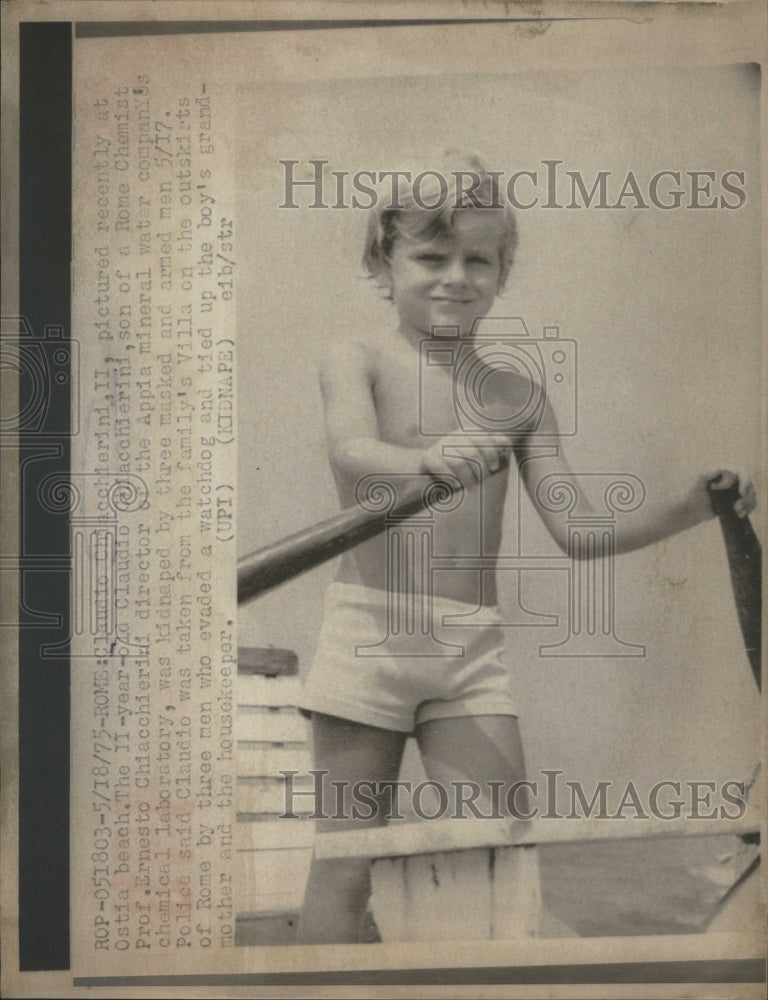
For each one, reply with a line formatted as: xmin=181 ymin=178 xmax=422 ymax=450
xmin=442 ymin=256 xmax=468 ymax=285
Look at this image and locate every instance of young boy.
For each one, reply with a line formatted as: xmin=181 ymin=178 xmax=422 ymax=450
xmin=295 ymin=152 xmax=755 ymax=943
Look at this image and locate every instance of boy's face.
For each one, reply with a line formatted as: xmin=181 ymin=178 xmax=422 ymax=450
xmin=387 ymin=211 xmax=505 ymax=339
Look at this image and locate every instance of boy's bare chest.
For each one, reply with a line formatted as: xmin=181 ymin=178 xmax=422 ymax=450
xmin=371 ymin=347 xmax=526 ymax=446
xmin=372 ymin=355 xmax=457 ymax=445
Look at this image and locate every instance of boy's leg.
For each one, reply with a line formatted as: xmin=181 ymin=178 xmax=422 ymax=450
xmin=297 ymin=712 xmax=407 ymax=944
xmin=415 ymin=714 xmax=529 ymax=818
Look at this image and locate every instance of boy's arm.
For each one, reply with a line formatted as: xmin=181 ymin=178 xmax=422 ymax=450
xmin=321 ymin=340 xmax=509 ymax=486
xmin=514 ymin=400 xmax=755 ymax=556
xmin=320 ymin=340 xmax=424 ymax=479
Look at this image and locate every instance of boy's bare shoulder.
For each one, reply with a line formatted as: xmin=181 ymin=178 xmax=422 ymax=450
xmin=320 ymin=330 xmax=401 ymax=381
xmin=319 ymin=339 xmax=374 ymax=397
xmin=321 ymin=336 xmax=372 ymax=373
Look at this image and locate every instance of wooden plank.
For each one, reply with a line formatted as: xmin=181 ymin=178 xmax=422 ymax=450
xmin=235 ymin=847 xmax=313 ymax=900
xmin=235 ymin=892 xmax=305 ymax=916
xmin=235 ymin=909 xmax=381 ymax=946
xmin=237 ymin=646 xmax=298 ymax=676
xmin=490 ymin=845 xmax=541 ymax=940
xmin=238 ymin=745 xmax=312 ymax=779
xmin=238 ymin=773 xmax=315 ymax=794
xmin=368 ymin=856 xmax=408 ymax=942
xmin=234 ymin=818 xmax=315 ymax=852
xmin=238 ymin=675 xmax=302 ymax=707
xmin=314 ymin=814 xmax=761 ymax=860
xmin=235 ymin=911 xmax=299 ymax=947
xmin=234 ymin=848 xmax=312 ymax=918
xmin=368 ymin=836 xmax=759 ymax=943
xmin=402 ymin=850 xmax=493 ymax=941
xmin=236 ymin=780 xmax=317 ymax=816
xmin=369 ymin=846 xmax=542 ymax=942
xmin=236 ymin=709 xmax=308 ymax=744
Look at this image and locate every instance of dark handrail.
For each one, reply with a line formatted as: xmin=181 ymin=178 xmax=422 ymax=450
xmin=709 ymin=482 xmax=762 ymax=691
xmin=237 ymin=482 xmax=442 ymax=604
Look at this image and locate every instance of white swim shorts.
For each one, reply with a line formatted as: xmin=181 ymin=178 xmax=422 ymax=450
xmin=298 ymin=582 xmax=517 ymax=733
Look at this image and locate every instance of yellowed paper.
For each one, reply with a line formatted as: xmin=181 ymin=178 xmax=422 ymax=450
xmin=1 ymin=2 xmax=766 ymax=997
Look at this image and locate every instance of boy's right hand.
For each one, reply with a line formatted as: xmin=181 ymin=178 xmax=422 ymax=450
xmin=420 ymin=434 xmax=512 ymax=489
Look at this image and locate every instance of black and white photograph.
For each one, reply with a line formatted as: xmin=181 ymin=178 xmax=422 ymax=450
xmin=237 ymin=58 xmax=763 ymax=952
xmin=1 ymin=2 xmax=765 ymax=997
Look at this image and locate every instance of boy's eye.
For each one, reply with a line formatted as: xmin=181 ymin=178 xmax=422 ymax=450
xmin=418 ymin=253 xmax=446 ymax=263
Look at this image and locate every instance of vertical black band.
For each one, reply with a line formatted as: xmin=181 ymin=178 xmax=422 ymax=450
xmin=19 ymin=20 xmax=72 ymax=972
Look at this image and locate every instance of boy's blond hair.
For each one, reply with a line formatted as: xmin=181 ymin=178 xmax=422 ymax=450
xmin=362 ymin=150 xmax=518 ymax=296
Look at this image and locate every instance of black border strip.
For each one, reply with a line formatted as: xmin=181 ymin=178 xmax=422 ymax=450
xmin=74 ymin=17 xmax=588 ymax=38
xmin=73 ymin=959 xmax=766 ymax=987
xmin=18 ymin=20 xmax=72 ymax=972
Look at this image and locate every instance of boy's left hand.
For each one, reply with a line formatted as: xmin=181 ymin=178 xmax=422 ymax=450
xmin=704 ymin=470 xmax=757 ymax=519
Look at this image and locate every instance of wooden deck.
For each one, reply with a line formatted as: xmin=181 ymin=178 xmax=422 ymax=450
xmin=234 ymin=647 xmax=762 ymax=945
